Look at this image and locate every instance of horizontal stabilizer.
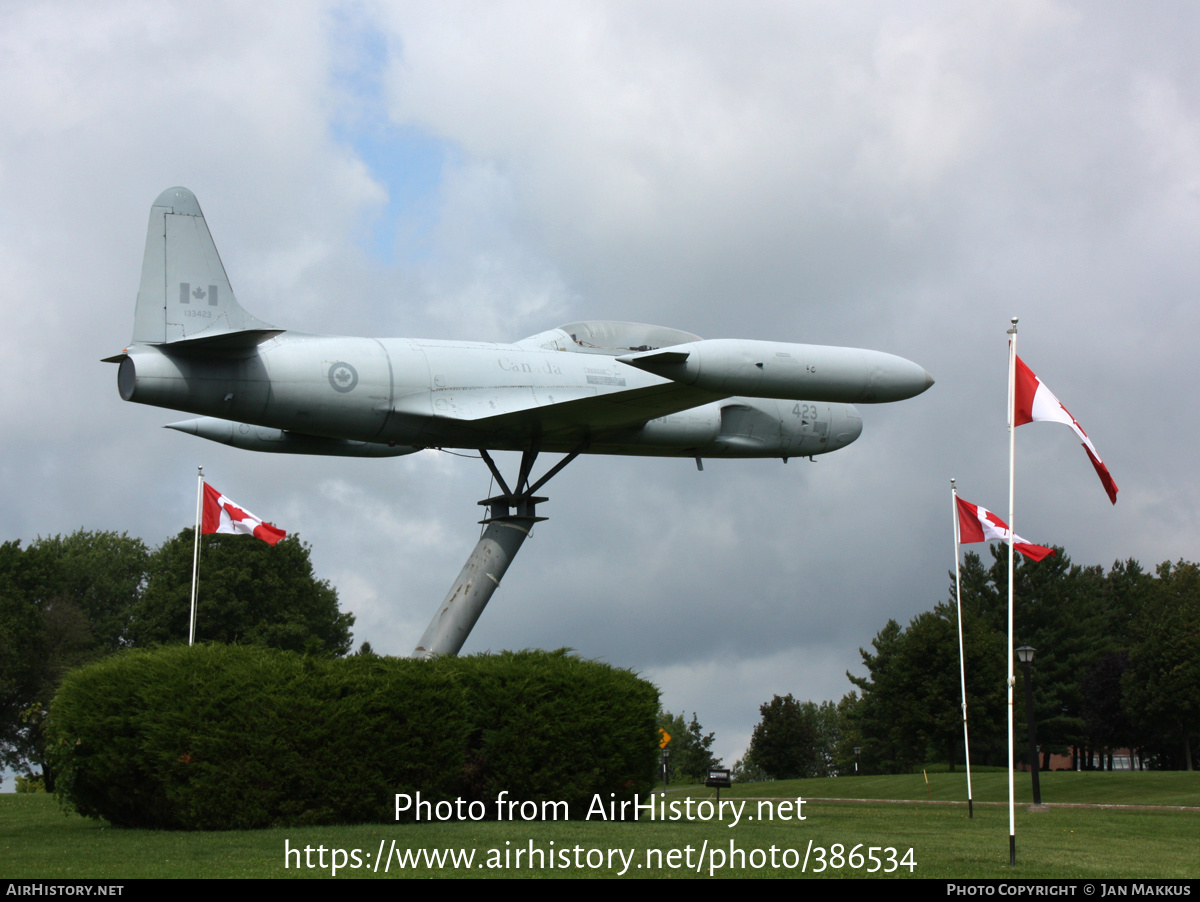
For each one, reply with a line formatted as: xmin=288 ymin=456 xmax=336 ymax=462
xmin=153 ymin=328 xmax=284 ymax=353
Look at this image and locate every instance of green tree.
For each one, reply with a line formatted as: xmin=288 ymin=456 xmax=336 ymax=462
xmin=731 ymin=753 xmax=770 ymax=782
xmin=983 ymin=543 xmax=1142 ymax=768
xmin=0 ymin=541 xmax=44 ymax=777
xmin=848 ymin=602 xmax=1005 ymax=774
xmin=1098 ymin=558 xmax=1151 ymax=647
xmin=0 ymin=532 xmax=149 ymax=786
xmin=26 ymin=531 xmax=149 ymax=652
xmin=1080 ymin=651 xmax=1135 ymax=768
xmin=1005 ymin=546 xmax=1095 ymax=765
xmin=746 ymin=694 xmax=818 ymax=779
xmin=1124 ymin=561 xmax=1200 ymax=770
xmin=846 ymin=619 xmax=905 ymax=772
xmin=802 ymin=699 xmax=844 ymax=777
xmin=657 ymin=709 xmax=721 ymax=782
xmin=955 ymin=544 xmax=1107 ymax=769
xmin=744 ymin=698 xmax=846 ymax=778
xmin=129 ymin=529 xmax=353 ymax=655
xmin=953 ymin=551 xmax=1003 ymax=631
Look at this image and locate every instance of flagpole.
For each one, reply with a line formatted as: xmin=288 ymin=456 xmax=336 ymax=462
xmin=951 ymin=478 xmax=974 ymax=819
xmin=1006 ymin=318 xmax=1018 ymax=865
xmin=189 ymin=466 xmax=203 ymax=647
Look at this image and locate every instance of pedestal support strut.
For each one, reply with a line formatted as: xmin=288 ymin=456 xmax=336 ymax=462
xmin=410 ymin=445 xmax=583 ymax=657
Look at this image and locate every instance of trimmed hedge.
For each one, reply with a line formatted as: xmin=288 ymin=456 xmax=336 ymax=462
xmin=47 ymin=646 xmax=658 ymax=830
xmin=448 ymin=650 xmax=657 ymax=813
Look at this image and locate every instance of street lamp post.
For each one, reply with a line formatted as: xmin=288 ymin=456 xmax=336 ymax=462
xmin=1016 ymin=645 xmax=1042 ymax=806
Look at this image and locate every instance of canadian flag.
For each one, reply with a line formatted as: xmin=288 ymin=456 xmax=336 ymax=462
xmin=1014 ymin=356 xmax=1118 ymax=505
xmin=956 ymin=496 xmax=1055 ymax=562
xmin=201 ymin=483 xmax=286 ymax=545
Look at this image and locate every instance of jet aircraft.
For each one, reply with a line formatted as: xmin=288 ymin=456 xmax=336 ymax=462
xmin=108 ymin=187 xmax=933 ymax=655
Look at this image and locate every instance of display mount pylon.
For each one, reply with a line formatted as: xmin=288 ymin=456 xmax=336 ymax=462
xmin=411 ymin=444 xmax=584 ymax=658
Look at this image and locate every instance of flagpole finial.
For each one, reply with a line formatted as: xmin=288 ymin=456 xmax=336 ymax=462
xmin=1008 ymin=317 xmax=1018 ymax=335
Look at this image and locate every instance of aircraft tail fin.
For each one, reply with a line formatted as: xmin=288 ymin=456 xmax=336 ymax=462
xmin=132 ymin=187 xmax=279 ymax=346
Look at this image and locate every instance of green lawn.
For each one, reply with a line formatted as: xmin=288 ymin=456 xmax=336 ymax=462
xmin=2 ymin=772 xmax=1197 ymax=879
xmin=765 ymin=768 xmax=1200 ymax=808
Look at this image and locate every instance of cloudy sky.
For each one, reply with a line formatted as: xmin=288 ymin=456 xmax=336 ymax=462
xmin=3 ymin=1 xmax=1197 ymax=770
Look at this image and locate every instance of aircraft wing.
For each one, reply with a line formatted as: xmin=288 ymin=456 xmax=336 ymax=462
xmin=383 ymin=321 xmax=725 ymax=445
xmin=392 ymin=378 xmax=726 ymax=445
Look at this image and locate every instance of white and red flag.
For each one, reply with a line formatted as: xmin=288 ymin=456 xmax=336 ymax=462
xmin=955 ymin=496 xmax=1055 ymax=562
xmin=1013 ymin=356 xmax=1118 ymax=505
xmin=201 ymin=483 xmax=286 ymax=545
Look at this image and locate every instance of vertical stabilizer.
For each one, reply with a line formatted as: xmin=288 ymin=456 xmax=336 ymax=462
xmin=132 ymin=187 xmax=277 ymax=345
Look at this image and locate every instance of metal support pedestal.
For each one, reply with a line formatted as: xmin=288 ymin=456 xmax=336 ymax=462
xmin=410 ymin=445 xmax=582 ymax=658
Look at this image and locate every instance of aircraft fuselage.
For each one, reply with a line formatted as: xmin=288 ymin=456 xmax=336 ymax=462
xmin=119 ymin=332 xmax=863 ymax=458
xmin=110 ymin=187 xmax=934 ymax=464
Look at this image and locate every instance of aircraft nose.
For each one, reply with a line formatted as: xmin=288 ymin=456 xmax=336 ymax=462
xmin=865 ymin=356 xmax=935 ymax=402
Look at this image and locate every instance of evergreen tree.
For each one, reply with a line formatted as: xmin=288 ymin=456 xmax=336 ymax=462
xmin=656 ymin=709 xmax=721 ymax=782
xmin=1080 ymin=651 xmax=1135 ymax=767
xmin=1124 ymin=561 xmax=1200 ymax=770
xmin=848 ymin=601 xmax=1005 ymax=773
xmin=798 ymin=699 xmax=843 ymax=777
xmin=746 ymin=694 xmax=818 ymax=779
xmin=999 ymin=545 xmax=1095 ymax=764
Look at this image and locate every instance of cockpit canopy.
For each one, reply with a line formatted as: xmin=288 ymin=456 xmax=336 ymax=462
xmin=555 ymin=321 xmax=702 ymax=354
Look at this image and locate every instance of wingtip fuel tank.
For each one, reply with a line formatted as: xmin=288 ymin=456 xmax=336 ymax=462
xmin=617 ymin=340 xmax=933 ymax=405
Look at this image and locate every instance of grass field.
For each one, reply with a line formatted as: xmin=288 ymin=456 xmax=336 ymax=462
xmin=2 ymin=771 xmax=1197 ymax=879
